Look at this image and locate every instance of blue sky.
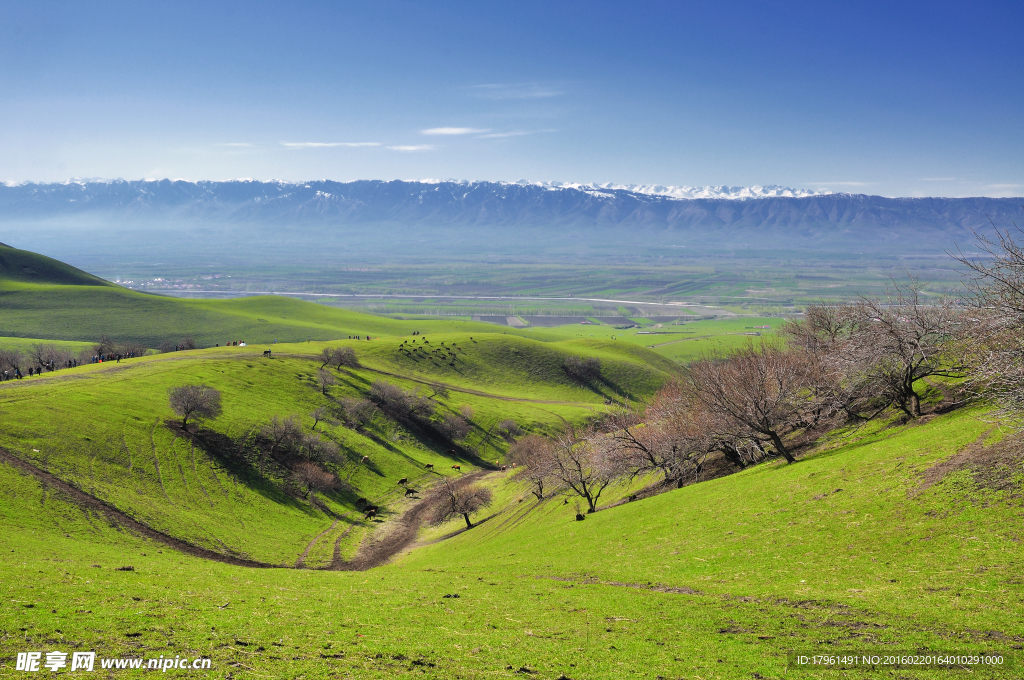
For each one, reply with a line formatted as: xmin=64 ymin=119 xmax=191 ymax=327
xmin=1 ymin=0 xmax=1021 ymax=196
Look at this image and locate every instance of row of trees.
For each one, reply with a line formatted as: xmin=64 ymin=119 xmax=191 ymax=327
xmin=508 ymin=220 xmax=1024 ymax=513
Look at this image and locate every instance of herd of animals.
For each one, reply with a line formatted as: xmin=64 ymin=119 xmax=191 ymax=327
xmin=353 ymin=453 xmax=514 ymax=521
xmin=396 ymin=336 xmax=474 ymax=367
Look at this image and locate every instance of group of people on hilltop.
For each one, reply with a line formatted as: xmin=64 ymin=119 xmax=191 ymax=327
xmin=92 ymin=350 xmax=140 ymax=363
xmin=2 ymin=357 xmax=80 ymax=381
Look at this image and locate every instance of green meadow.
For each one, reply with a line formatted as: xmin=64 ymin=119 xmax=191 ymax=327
xmin=2 ymin=399 xmax=1022 ymax=679
xmin=1 ymin=244 xmax=1022 ymax=679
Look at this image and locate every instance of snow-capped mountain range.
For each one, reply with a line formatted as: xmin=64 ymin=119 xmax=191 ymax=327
xmin=0 ymin=178 xmax=1019 ymax=266
xmin=410 ymin=179 xmax=829 ymax=200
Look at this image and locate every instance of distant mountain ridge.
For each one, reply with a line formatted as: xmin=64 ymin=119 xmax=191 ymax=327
xmin=0 ymin=179 xmax=1020 ymax=264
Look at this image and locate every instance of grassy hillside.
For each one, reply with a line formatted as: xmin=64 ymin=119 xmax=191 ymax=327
xmin=1 ymin=400 xmax=1021 ymax=678
xmin=0 ymin=336 xmax=675 ymax=566
xmin=0 ymin=282 xmax=522 ymax=346
xmin=0 ymin=242 xmax=113 ymax=286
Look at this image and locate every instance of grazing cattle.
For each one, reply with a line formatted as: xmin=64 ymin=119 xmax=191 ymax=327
xmin=424 ymin=463 xmax=434 ymax=470
xmin=361 ymin=455 xmax=370 ymax=463
xmin=404 ymin=487 xmax=418 ymax=497
xmin=355 ymin=497 xmax=368 ymax=508
xmin=500 ymin=465 xmax=507 ymax=471
xmin=397 ymin=477 xmax=408 ymax=486
xmin=262 ymin=349 xmax=272 ymax=357
xmin=364 ymin=508 xmax=377 ymax=520
xmin=511 ymin=463 xmax=517 ymax=469
xmin=451 ymin=465 xmax=461 ymax=471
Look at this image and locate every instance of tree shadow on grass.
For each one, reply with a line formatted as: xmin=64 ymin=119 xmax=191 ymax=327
xmin=168 ymin=421 xmax=312 ymax=514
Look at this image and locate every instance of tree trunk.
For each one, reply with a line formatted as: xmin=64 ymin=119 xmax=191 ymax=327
xmin=720 ymin=444 xmax=746 ymax=470
xmin=910 ymin=391 xmax=921 ymax=417
xmin=463 ymin=513 xmax=472 ymax=529
xmin=768 ymin=432 xmax=795 ymax=464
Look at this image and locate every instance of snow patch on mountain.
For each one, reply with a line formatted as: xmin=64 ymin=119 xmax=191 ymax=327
xmin=411 ymin=178 xmax=829 ymax=200
xmin=513 ymin=180 xmax=829 ymax=200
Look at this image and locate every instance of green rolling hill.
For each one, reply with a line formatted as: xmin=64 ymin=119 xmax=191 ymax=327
xmin=0 ymin=242 xmax=113 ymax=286
xmin=1 ymin=246 xmax=1021 ymax=679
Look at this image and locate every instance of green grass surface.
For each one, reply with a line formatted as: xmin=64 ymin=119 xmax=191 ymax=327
xmin=521 ymin=316 xmax=779 ymax=362
xmin=0 ymin=335 xmax=675 ymax=566
xmin=0 ymin=336 xmax=94 ymax=354
xmin=0 ymin=243 xmax=113 ymax=286
xmin=1 ymin=384 xmax=1021 ymax=677
xmin=0 ymin=282 xmax=522 ymax=346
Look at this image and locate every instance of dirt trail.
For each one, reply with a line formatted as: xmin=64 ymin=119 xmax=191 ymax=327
xmin=0 ymin=446 xmax=278 ymax=569
xmin=330 ymin=470 xmax=493 ymax=571
xmin=1 ymin=443 xmax=496 ymax=572
xmin=295 ymin=519 xmax=338 ymax=568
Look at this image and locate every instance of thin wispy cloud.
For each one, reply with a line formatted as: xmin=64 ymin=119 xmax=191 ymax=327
xmin=214 ymin=142 xmax=254 ymax=148
xmin=279 ymin=142 xmax=380 ymax=148
xmin=420 ymin=127 xmax=489 ymax=136
xmin=477 ymin=129 xmax=555 ymax=139
xmin=387 ymin=145 xmax=433 ymax=152
xmin=472 ymin=83 xmax=563 ymax=100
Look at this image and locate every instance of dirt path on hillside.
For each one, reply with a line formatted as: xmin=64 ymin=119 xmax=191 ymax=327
xmin=330 ymin=470 xmax=493 ymax=571
xmin=0 ymin=446 xmax=279 ymax=569
xmin=0 ymin=443 xmax=496 ymax=572
xmin=295 ymin=519 xmax=338 ymax=568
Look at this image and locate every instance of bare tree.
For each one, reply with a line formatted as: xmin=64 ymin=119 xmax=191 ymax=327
xmin=316 ymin=369 xmax=337 ymax=395
xmin=846 ymin=281 xmax=965 ymax=418
xmin=335 ymin=347 xmax=359 ymax=368
xmin=428 ymin=478 xmax=493 ymax=529
xmin=338 ymin=398 xmax=378 ymax=429
xmin=369 ymin=380 xmax=435 ymax=420
xmin=508 ymin=434 xmax=555 ymax=499
xmin=93 ymin=335 xmax=118 ymax=356
xmin=30 ymin=343 xmax=73 ymax=371
xmin=427 ymin=383 xmax=450 ymax=401
xmin=319 ymin=347 xmax=339 ymax=370
xmin=319 ymin=346 xmax=359 ymax=370
xmin=952 ymin=216 xmax=1024 ymax=423
xmin=310 ymin=406 xmax=337 ymax=431
xmin=261 ymin=415 xmax=304 ymax=458
xmin=438 ymin=414 xmax=471 ymax=442
xmin=293 ymin=461 xmax=338 ymax=501
xmin=782 ymin=305 xmax=876 ymax=423
xmin=179 ymin=336 xmax=197 ymax=351
xmin=0 ymin=349 xmax=23 ymax=376
xmin=605 ymin=399 xmax=707 ymax=487
xmin=168 ymin=385 xmax=223 ymax=430
xmin=298 ymin=433 xmax=341 ymax=464
xmin=546 ymin=424 xmax=620 ymax=513
xmin=118 ymin=341 xmax=149 ymax=358
xmin=684 ymin=339 xmax=814 ymax=463
xmin=496 ymin=419 xmax=522 ymax=440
